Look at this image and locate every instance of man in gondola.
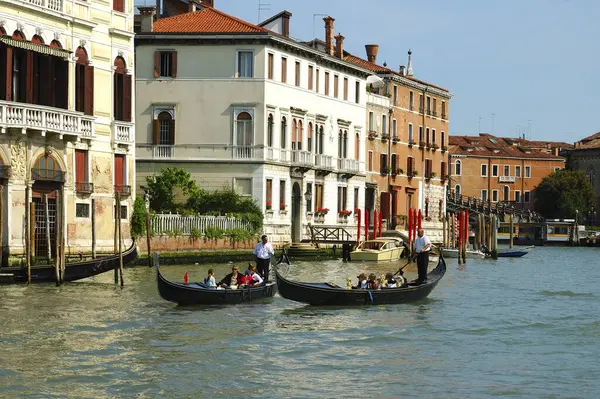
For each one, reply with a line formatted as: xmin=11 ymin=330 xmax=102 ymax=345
xmin=253 ymin=235 xmax=274 ymax=281
xmin=415 ymin=228 xmax=431 ymax=284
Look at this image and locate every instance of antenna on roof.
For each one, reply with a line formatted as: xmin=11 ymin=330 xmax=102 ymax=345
xmin=258 ymin=0 xmax=270 ymax=24
xmin=312 ymin=13 xmax=327 ymax=43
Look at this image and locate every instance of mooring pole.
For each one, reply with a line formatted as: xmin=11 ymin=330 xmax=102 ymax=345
xmin=118 ymin=192 xmax=124 ymax=287
xmin=91 ymin=198 xmax=96 ymax=259
xmin=114 ymin=192 xmax=119 ymax=284
xmin=145 ymin=207 xmax=152 ymax=268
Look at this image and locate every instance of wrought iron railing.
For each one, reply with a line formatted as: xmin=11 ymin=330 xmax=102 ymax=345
xmin=75 ymin=182 xmax=94 ymax=194
xmin=114 ymin=185 xmax=132 ymax=197
xmin=31 ymin=168 xmax=65 ymax=182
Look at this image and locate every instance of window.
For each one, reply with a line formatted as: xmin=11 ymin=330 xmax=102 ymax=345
xmin=481 ymin=164 xmax=488 ymax=177
xmin=492 ymin=164 xmax=499 ymax=177
xmin=407 ymin=156 xmax=414 ymax=176
xmin=426 ymin=128 xmax=430 ymax=145
xmin=503 ymin=186 xmax=509 ymax=201
xmin=454 ymin=185 xmax=461 ymax=200
xmin=515 ymin=165 xmax=521 ymax=177
xmin=432 ymin=98 xmax=437 ymax=116
xmin=114 ymin=205 xmax=128 ymax=220
xmin=432 ymin=129 xmax=436 ymax=144
xmin=426 ymin=96 xmax=431 ymax=114
xmin=393 ymin=85 xmax=398 ymax=105
xmin=368 ymin=112 xmax=374 ymax=132
xmin=391 ymin=154 xmax=397 ymax=174
xmin=267 ymin=114 xmax=274 ymax=147
xmin=113 ymin=0 xmax=124 ymax=12
xmin=382 ymin=115 xmax=387 ymax=136
xmin=392 ymin=119 xmax=397 ymax=138
xmin=318 ymin=126 xmax=324 ymax=154
xmin=281 ymin=57 xmax=287 ymax=83
xmin=525 ymin=166 xmax=531 ymax=178
xmin=75 ymin=47 xmax=94 ymax=115
xmin=409 ymin=91 xmax=414 ymax=111
xmin=492 ymin=190 xmax=499 ymax=202
xmin=113 ymin=57 xmax=132 ymax=122
xmin=237 ymin=51 xmax=253 ymax=78
xmin=266 ymin=179 xmax=272 ymax=208
xmin=441 ymin=132 xmax=446 ymax=148
xmin=267 ymin=53 xmax=274 ymax=79
xmin=337 ymin=186 xmax=347 ymax=212
xmin=308 ymin=65 xmax=313 ymax=90
xmin=380 ymin=153 xmax=388 ymax=175
xmin=419 ymin=126 xmax=424 ymax=142
xmin=503 ymin=165 xmax=510 ymax=176
xmin=315 ymin=184 xmax=324 ymax=211
xmin=235 ymin=111 xmax=253 ymax=158
xmin=355 ymin=133 xmax=360 ymax=160
xmin=524 ymin=191 xmax=531 ymax=203
xmin=235 ymin=178 xmax=252 ymax=196
xmin=333 ymin=75 xmax=339 ymax=97
xmin=152 ymin=110 xmax=175 ymax=146
xmin=113 ymin=154 xmax=126 ymax=193
xmin=354 ymin=187 xmax=359 ymax=210
xmin=408 ymin=124 xmax=413 ymax=142
xmin=324 ymin=72 xmax=330 ymax=95
xmin=294 ymin=61 xmax=300 ymax=86
xmin=32 ymin=154 xmax=62 ymax=181
xmin=280 ymin=117 xmax=287 ymax=149
xmin=419 ymin=94 xmax=424 ymax=113
xmin=343 ymin=77 xmax=348 ymax=100
xmin=76 ymin=203 xmax=90 ymax=218
xmin=355 ymin=81 xmax=360 ymax=103
xmin=481 ymin=189 xmax=488 ymax=201
xmin=75 ymin=150 xmax=89 ymax=192
xmin=441 ymin=161 xmax=447 ymax=179
xmin=425 ymin=159 xmax=433 ymax=178
xmin=368 ymin=151 xmax=373 ymax=171
xmin=154 ymin=50 xmax=177 ymax=78
xmin=514 ymin=190 xmax=521 ymax=203
xmin=442 ymin=101 xmax=446 ymax=118
xmin=454 ymin=160 xmax=462 ymax=176
xmin=316 ymin=68 xmax=320 ymax=92
xmin=306 ymin=183 xmax=313 ymax=212
xmin=307 ymin=122 xmax=313 ymax=152
xmin=279 ymin=180 xmax=286 ymax=210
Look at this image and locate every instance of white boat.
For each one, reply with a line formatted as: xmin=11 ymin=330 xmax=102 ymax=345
xmin=442 ymin=248 xmax=487 ymax=259
xmin=351 ymin=237 xmax=406 ymax=262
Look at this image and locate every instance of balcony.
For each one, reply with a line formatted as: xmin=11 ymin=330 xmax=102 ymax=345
xmin=114 ymin=185 xmax=131 ymax=197
xmin=499 ymin=176 xmax=516 ymax=183
xmin=291 ymin=150 xmax=313 ymax=166
xmin=113 ymin=122 xmax=134 ymax=144
xmin=20 ymin=0 xmax=63 ymax=12
xmin=232 ymin=145 xmax=255 ymax=159
xmin=337 ymin=158 xmax=360 ymax=177
xmin=153 ymin=145 xmax=174 ymax=159
xmin=31 ymin=168 xmax=65 ymax=182
xmin=0 ymin=101 xmax=93 ymax=138
xmin=315 ymin=154 xmax=333 ymax=170
xmin=75 ymin=181 xmax=94 ymax=194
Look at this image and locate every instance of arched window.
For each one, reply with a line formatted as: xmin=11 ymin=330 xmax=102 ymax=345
xmin=158 ymin=112 xmax=174 ymax=145
xmin=343 ymin=130 xmax=348 ymax=158
xmin=114 ymin=57 xmax=131 ymax=122
xmin=503 ymin=185 xmax=510 ymax=202
xmin=307 ymin=122 xmax=313 ymax=153
xmin=291 ymin=119 xmax=297 ymax=150
xmin=426 ymin=128 xmax=430 ymax=145
xmin=355 ymin=132 xmax=360 ymax=160
xmin=10 ymin=31 xmax=26 ymax=102
xmin=50 ymin=40 xmax=62 ymax=48
xmin=338 ymin=129 xmax=343 ymax=158
xmin=31 ymin=35 xmax=44 ymax=44
xmin=441 ymin=131 xmax=446 ymax=148
xmin=280 ymin=117 xmax=287 ymax=149
xmin=297 ymin=120 xmax=303 ymax=151
xmin=267 ymin=114 xmax=274 ymax=147
xmin=454 ymin=184 xmax=461 ymax=200
xmin=454 ymin=159 xmax=462 ymax=176
xmin=318 ymin=126 xmax=324 ymax=155
xmin=75 ymin=47 xmax=94 ymax=115
xmin=32 ymin=154 xmax=63 ymax=182
xmin=235 ymin=111 xmax=253 ymax=158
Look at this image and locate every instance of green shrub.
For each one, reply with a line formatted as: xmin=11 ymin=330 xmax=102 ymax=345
xmin=130 ymin=196 xmax=147 ymax=238
xmin=205 ymin=226 xmax=225 ymax=239
xmin=226 ymin=228 xmax=254 ymax=243
xmin=190 ymin=228 xmax=202 ymax=240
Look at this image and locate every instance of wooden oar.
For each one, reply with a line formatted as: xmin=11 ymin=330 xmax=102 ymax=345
xmin=393 ymin=256 xmax=414 ymax=276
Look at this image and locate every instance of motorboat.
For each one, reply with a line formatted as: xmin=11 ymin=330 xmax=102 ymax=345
xmin=442 ymin=248 xmax=487 ymax=259
xmin=350 ymin=237 xmax=407 ymax=262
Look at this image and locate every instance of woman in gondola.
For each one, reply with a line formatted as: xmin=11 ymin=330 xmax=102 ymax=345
xmin=247 ymin=265 xmax=264 ymax=286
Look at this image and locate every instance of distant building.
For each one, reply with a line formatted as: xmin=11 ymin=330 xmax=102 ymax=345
xmin=571 ymin=132 xmax=600 ymax=224
xmin=448 ymin=134 xmax=566 ymax=210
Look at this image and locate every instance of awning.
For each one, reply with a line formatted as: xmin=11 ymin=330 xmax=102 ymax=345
xmin=366 ymin=74 xmax=384 ymax=88
xmin=0 ymin=37 xmax=71 ymax=58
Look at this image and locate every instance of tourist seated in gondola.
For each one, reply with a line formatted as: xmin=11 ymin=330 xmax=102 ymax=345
xmin=218 ymin=265 xmax=242 ymax=288
xmin=353 ymin=273 xmax=368 ymax=289
xmin=367 ymin=273 xmax=380 ymax=290
xmin=247 ymin=265 xmax=264 ymax=286
xmin=204 ymin=269 xmax=217 ymax=288
xmin=383 ymin=272 xmax=398 ymax=288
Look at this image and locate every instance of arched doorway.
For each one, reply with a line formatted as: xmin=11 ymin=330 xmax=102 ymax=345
xmin=291 ymin=182 xmax=301 ymax=242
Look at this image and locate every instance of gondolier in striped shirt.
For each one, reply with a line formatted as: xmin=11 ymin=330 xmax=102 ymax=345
xmin=253 ymin=235 xmax=275 ymax=281
xmin=415 ymin=228 xmax=431 ymax=284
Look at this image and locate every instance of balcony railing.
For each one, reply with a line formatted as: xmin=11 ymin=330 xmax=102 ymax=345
xmin=114 ymin=185 xmax=131 ymax=197
xmin=315 ymin=154 xmax=333 ymax=169
xmin=0 ymin=101 xmax=93 ymax=137
xmin=337 ymin=158 xmax=360 ymax=173
xmin=32 ymin=168 xmax=65 ymax=182
xmin=153 ymin=145 xmax=174 ymax=159
xmin=22 ymin=0 xmax=63 ymax=12
xmin=113 ymin=122 xmax=133 ymax=144
xmin=499 ymin=176 xmax=516 ymax=183
xmin=278 ymin=149 xmax=290 ymax=162
xmin=75 ymin=181 xmax=94 ymax=194
xmin=232 ymin=145 xmax=254 ymax=159
xmin=292 ymin=150 xmax=313 ymax=165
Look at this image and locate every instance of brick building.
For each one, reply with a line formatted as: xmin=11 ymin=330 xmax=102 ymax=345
xmin=570 ymin=132 xmax=600 ymax=224
xmin=448 ymin=133 xmax=566 ymax=210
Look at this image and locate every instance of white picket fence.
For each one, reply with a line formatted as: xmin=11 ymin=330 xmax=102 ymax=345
xmin=151 ymin=214 xmax=253 ymax=236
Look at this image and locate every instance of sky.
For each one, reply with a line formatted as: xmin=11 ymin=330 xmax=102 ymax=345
xmin=139 ymin=0 xmax=600 ymax=143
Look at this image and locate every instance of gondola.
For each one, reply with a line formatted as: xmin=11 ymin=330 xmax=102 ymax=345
xmin=1 ymin=239 xmax=137 ymax=283
xmin=154 ymin=251 xmax=290 ymax=305
xmin=275 ymin=247 xmax=447 ymax=306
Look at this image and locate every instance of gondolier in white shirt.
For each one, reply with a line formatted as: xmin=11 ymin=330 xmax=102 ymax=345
xmin=253 ymin=234 xmax=275 ymax=281
xmin=415 ymin=228 xmax=431 ymax=284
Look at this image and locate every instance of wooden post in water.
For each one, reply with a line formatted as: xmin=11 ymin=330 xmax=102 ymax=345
xmin=114 ymin=192 xmax=119 ymax=284
xmin=457 ymin=211 xmax=462 ymax=265
xmin=60 ymin=187 xmax=66 ymax=283
xmin=91 ymin=198 xmax=96 ymax=259
xmin=145 ymin=207 xmax=152 ymax=267
xmin=25 ymin=187 xmax=31 ymax=284
xmin=0 ymin=185 xmax=3 ymax=269
xmin=509 ymin=214 xmax=514 ymax=249
xmin=44 ymin=194 xmax=51 ymax=263
xmin=118 ymin=193 xmax=124 ymax=287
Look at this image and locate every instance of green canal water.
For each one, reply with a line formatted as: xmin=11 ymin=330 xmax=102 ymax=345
xmin=0 ymin=247 xmax=599 ymax=398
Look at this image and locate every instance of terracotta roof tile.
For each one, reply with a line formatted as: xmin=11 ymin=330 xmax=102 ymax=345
xmin=575 ymin=132 xmax=600 ymax=149
xmin=449 ymin=133 xmax=565 ymax=160
xmin=153 ymin=7 xmax=268 ymax=33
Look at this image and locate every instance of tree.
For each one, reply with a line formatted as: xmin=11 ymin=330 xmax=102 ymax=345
xmin=143 ymin=168 xmax=198 ymax=213
xmin=534 ymin=169 xmax=595 ymax=219
xmin=130 ymin=196 xmax=147 ymax=238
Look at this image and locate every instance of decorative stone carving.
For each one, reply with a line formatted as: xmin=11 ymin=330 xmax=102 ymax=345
xmin=54 ymin=32 xmax=61 ymax=41
xmin=10 ymin=140 xmax=26 ymax=179
xmin=17 ymin=23 xmax=24 ymax=32
xmin=35 ymin=27 xmax=43 ymax=36
xmin=44 ymin=145 xmax=55 ymax=156
xmin=0 ymin=20 xmax=6 ymax=28
xmin=118 ymin=50 xmax=124 ymax=57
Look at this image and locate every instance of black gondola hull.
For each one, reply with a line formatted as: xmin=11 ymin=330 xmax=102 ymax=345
xmin=275 ymin=253 xmax=446 ymax=306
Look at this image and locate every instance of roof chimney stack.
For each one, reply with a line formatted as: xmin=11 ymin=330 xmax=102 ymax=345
xmin=137 ymin=6 xmax=156 ymax=32
xmin=365 ymin=44 xmax=379 ymax=63
xmin=406 ymin=49 xmax=413 ymax=76
xmin=399 ymin=65 xmax=405 ymax=76
xmin=188 ymin=0 xmax=198 ymax=12
xmin=323 ymin=16 xmax=335 ymax=56
xmin=334 ymin=33 xmax=344 ymax=59
xmin=282 ymin=11 xmax=290 ymax=37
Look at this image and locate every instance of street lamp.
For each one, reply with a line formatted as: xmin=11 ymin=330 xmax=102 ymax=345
xmin=304 ymin=188 xmax=312 ymax=203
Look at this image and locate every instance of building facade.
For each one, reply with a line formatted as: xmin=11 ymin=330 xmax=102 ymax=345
xmin=344 ymin=47 xmax=451 ymax=242
xmin=0 ymin=0 xmax=135 ymax=264
xmin=449 ymin=134 xmax=565 ymax=210
xmin=135 ymin=3 xmax=369 ymax=243
xmin=571 ymin=132 xmax=600 ymax=224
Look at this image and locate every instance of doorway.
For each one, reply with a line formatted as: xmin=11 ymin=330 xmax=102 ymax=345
xmin=32 ymin=192 xmax=57 ymax=259
xmin=291 ymin=182 xmax=301 ymax=242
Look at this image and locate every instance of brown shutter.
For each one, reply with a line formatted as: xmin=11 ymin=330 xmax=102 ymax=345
xmin=152 ymin=119 xmax=159 ymax=144
xmin=122 ymin=74 xmax=132 ymax=122
xmin=55 ymin=59 xmax=68 ymax=109
xmin=84 ymin=65 xmax=94 ymax=116
xmin=169 ymin=119 xmax=175 ymax=145
xmin=25 ymin=52 xmax=34 ymax=103
xmin=38 ymin=56 xmax=50 ymax=106
xmin=113 ymin=73 xmax=119 ymax=118
xmin=0 ymin=46 xmax=5 ymax=100
xmin=5 ymin=47 xmax=12 ymax=101
xmin=171 ymin=51 xmax=177 ymax=78
xmin=75 ymin=64 xmax=83 ymax=111
xmin=153 ymin=51 xmax=160 ymax=78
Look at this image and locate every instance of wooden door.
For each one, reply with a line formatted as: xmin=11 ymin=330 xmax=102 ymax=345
xmin=114 ymin=155 xmax=124 ymax=187
xmin=75 ymin=150 xmax=86 ymax=183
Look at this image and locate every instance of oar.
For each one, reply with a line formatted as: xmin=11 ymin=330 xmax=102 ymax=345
xmin=393 ymin=256 xmax=414 ymax=276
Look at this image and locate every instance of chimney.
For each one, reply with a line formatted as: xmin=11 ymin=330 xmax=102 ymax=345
xmin=399 ymin=65 xmax=406 ymax=76
xmin=323 ymin=16 xmax=335 ymax=56
xmin=406 ymin=49 xmax=413 ymax=76
xmin=334 ymin=33 xmax=344 ymax=59
xmin=155 ymin=0 xmax=160 ymax=19
xmin=188 ymin=0 xmax=198 ymax=12
xmin=137 ymin=6 xmax=156 ymax=32
xmin=553 ymin=147 xmax=559 ymax=156
xmin=282 ymin=11 xmax=291 ymax=37
xmin=365 ymin=44 xmax=379 ymax=63
xmin=202 ymin=0 xmax=214 ymax=6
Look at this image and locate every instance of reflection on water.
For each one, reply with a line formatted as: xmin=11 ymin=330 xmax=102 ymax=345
xmin=0 ymin=248 xmax=599 ymax=398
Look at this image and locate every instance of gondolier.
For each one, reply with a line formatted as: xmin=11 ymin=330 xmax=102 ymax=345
xmin=253 ymin=235 xmax=275 ymax=280
xmin=415 ymin=228 xmax=431 ymax=283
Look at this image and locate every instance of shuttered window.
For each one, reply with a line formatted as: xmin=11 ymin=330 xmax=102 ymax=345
xmin=152 ymin=111 xmax=175 ymax=145
xmin=114 ymin=57 xmax=132 ymax=122
xmin=75 ymin=47 xmax=94 ymax=115
xmin=153 ymin=51 xmax=177 ymax=78
xmin=113 ymin=0 xmax=124 ymax=12
xmin=75 ymin=150 xmax=88 ymax=183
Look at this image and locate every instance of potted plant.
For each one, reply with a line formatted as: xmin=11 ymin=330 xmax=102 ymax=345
xmin=432 ymin=143 xmax=440 ymax=151
xmin=338 ymin=209 xmax=352 ymax=217
xmin=398 ymin=168 xmax=405 ymax=175
xmin=419 ymin=141 xmax=426 ymax=149
xmin=441 ymin=145 xmax=448 ymax=153
xmin=381 ymin=132 xmax=389 ymax=141
xmin=392 ymin=136 xmax=400 ymax=143
xmin=266 ymin=201 xmax=272 ymax=210
xmin=412 ymin=170 xmax=419 ymax=177
xmin=368 ymin=131 xmax=377 ymax=140
xmin=380 ymin=166 xmax=390 ymax=175
xmin=408 ymin=139 xmax=416 ymax=147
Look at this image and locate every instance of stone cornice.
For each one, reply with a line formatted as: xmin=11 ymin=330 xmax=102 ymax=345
xmin=380 ymin=73 xmax=452 ymax=99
